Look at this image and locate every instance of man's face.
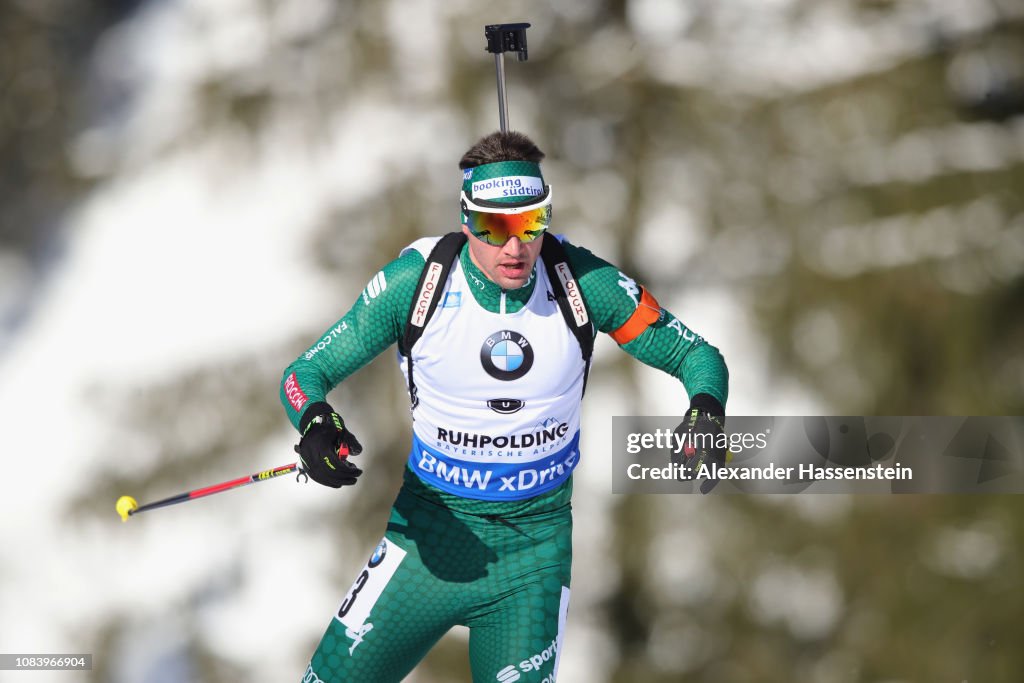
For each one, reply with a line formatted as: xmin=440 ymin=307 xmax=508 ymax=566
xmin=462 ymin=225 xmax=544 ymax=290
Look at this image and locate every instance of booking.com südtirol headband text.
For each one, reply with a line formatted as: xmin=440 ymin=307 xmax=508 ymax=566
xmin=611 ymin=416 xmax=1024 ymax=494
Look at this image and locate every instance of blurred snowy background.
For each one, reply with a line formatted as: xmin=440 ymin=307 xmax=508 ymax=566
xmin=1 ymin=0 xmax=1022 ymax=681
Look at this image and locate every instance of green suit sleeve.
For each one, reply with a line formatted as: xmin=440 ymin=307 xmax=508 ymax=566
xmin=562 ymin=240 xmax=729 ymax=407
xmin=279 ymin=249 xmax=425 ymax=429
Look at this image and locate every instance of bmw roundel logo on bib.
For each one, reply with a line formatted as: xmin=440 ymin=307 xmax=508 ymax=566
xmin=480 ymin=330 xmax=534 ymax=381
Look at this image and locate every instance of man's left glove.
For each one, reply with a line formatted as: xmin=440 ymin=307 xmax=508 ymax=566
xmin=674 ymin=394 xmax=727 ymax=494
xmin=297 ymin=402 xmax=363 ymax=488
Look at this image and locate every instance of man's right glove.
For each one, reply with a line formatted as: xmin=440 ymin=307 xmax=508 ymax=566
xmin=297 ymin=402 xmax=363 ymax=488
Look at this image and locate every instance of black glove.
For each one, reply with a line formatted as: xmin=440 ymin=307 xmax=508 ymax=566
xmin=297 ymin=402 xmax=363 ymax=488
xmin=674 ymin=394 xmax=726 ymax=494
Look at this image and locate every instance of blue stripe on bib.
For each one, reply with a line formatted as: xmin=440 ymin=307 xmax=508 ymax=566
xmin=408 ymin=431 xmax=580 ymax=501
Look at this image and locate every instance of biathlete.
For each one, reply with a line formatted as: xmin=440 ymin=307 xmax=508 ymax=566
xmin=280 ymin=131 xmax=729 ymax=682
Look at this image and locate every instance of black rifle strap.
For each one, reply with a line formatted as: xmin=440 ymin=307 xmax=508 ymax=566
xmin=400 ymin=231 xmax=467 ymax=408
xmin=539 ymin=236 xmax=595 ymax=395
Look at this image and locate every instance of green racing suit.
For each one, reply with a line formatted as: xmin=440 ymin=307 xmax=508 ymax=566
xmin=283 ymin=237 xmax=728 ymax=682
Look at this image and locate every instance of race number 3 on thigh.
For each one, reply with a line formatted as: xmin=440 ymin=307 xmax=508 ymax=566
xmin=336 ymin=537 xmax=407 ymax=631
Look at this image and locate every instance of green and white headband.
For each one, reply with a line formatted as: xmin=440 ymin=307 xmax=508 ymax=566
xmin=461 ymin=160 xmax=546 ymax=205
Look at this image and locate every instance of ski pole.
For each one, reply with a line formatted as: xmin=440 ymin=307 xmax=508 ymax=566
xmin=116 ymin=461 xmax=305 ymax=522
xmin=484 ymin=23 xmax=531 ymax=132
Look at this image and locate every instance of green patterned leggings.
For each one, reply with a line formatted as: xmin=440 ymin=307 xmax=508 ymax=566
xmin=303 ymin=483 xmax=573 ymax=682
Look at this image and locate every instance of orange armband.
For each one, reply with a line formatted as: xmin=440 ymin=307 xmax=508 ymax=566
xmin=609 ymin=287 xmax=662 ymax=345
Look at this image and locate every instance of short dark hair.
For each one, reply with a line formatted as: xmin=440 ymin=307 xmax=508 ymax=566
xmin=458 ymin=131 xmax=545 ymax=169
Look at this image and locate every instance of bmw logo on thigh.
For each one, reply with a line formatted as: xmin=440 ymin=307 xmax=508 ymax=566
xmin=368 ymin=539 xmax=387 ymax=568
xmin=480 ymin=330 xmax=534 ymax=381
